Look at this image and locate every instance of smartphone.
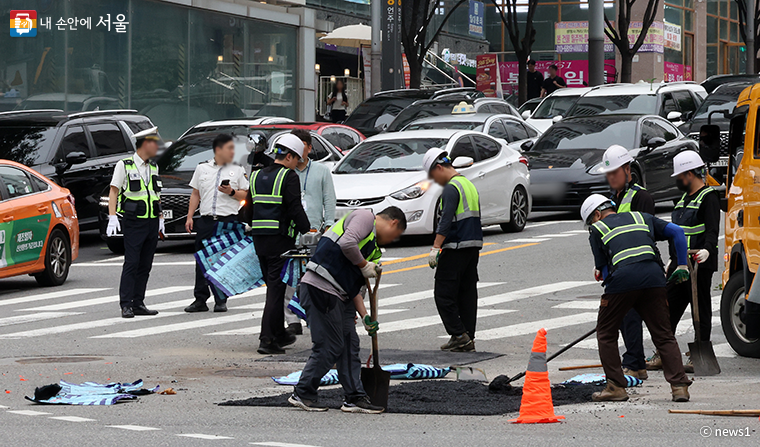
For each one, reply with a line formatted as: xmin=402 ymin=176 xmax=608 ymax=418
xmin=220 ymin=179 xmax=230 ymax=186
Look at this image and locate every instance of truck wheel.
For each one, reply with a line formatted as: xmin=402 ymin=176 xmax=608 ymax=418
xmin=106 ymin=238 xmax=125 ymax=254
xmin=720 ymin=273 xmax=760 ymax=358
xmin=34 ymin=229 xmax=71 ymax=287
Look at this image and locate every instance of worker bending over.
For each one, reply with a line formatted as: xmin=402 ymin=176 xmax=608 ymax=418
xmin=424 ymin=148 xmax=483 ymax=352
xmin=290 ymin=207 xmax=406 ymax=413
xmin=600 ymin=145 xmax=656 ymax=381
xmin=581 ymin=194 xmax=692 ymax=402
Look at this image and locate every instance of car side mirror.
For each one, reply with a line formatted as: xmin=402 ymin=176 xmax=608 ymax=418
xmin=452 ymin=156 xmax=474 ymax=168
xmin=521 ymin=110 xmax=531 ymax=120
xmin=520 ymin=140 xmax=535 ymax=152
xmin=646 ymin=137 xmax=666 ymax=150
xmin=699 ymin=124 xmax=721 ymax=163
xmin=666 ymin=111 xmax=682 ymax=122
xmin=552 ymin=115 xmax=563 ymax=123
xmin=680 ymin=111 xmax=693 ymax=122
xmin=66 ymin=151 xmax=88 ymax=165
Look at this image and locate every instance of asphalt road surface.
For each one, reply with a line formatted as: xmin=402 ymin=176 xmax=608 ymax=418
xmin=1 ymin=205 xmax=758 ymax=446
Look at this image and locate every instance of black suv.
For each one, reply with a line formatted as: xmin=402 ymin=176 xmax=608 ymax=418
xmin=0 ymin=109 xmax=154 ymax=230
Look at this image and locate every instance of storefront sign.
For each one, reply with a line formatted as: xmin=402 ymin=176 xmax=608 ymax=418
xmin=628 ymin=21 xmax=664 ymax=53
xmin=663 ymin=21 xmax=681 ymax=51
xmin=499 ymin=59 xmax=616 ymax=88
xmin=664 ymin=61 xmax=692 ymax=82
xmin=476 ymin=54 xmax=502 ymax=97
xmin=402 ymin=54 xmax=411 ymax=89
xmin=468 ymin=0 xmax=484 ymax=38
xmin=554 ymin=22 xmax=613 ymax=53
xmin=381 ymin=0 xmax=403 ymax=89
xmin=362 ymin=47 xmax=372 ymax=95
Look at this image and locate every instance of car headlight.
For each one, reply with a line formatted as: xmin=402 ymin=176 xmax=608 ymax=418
xmin=588 ymin=163 xmax=606 ymax=175
xmin=390 ymin=180 xmax=431 ymax=200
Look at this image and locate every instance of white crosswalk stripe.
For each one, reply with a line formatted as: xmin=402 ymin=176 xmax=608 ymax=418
xmin=0 ymin=312 xmax=184 ymax=339
xmin=0 ymin=312 xmax=83 ymax=327
xmin=92 ymin=312 xmax=263 ymax=338
xmin=475 ymin=313 xmax=599 ymax=341
xmin=20 ymin=286 xmax=194 ymax=312
xmin=379 ymin=282 xmax=504 ymax=307
xmin=0 ymin=288 xmax=111 ymax=307
xmin=506 ymin=238 xmax=550 ymax=243
xmin=381 ymin=309 xmax=516 ymax=334
xmin=478 ymin=281 xmax=595 ymax=307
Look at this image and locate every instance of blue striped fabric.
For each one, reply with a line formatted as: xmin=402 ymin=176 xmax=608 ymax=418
xmin=25 ymin=380 xmax=158 ymax=405
xmin=560 ymin=373 xmax=643 ymax=388
xmin=272 ymin=364 xmax=451 ymax=386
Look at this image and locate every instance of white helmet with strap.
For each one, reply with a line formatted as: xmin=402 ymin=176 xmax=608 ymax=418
xmin=581 ymin=194 xmax=614 ymax=226
xmin=422 ymin=147 xmax=451 ymax=174
xmin=272 ymin=133 xmax=306 ymax=159
xmin=600 ymin=144 xmax=634 ymax=173
xmin=671 ymin=150 xmax=705 ymax=177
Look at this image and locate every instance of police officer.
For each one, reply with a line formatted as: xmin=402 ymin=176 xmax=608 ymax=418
xmin=289 ymin=207 xmax=407 ymax=413
xmin=423 ymin=148 xmax=483 ymax=353
xmin=106 ymin=127 xmax=164 ymax=319
xmin=184 ymin=134 xmax=249 ymax=314
xmin=600 ymin=144 xmax=656 ymax=381
xmin=249 ymin=134 xmax=311 ymax=355
xmin=581 ymin=194 xmax=692 ymax=402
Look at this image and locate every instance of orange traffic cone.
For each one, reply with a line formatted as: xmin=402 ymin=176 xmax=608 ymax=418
xmin=509 ymin=328 xmax=565 ymax=424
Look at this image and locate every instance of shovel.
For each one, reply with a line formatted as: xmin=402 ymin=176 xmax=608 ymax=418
xmin=360 ymin=274 xmax=391 ymax=410
xmin=687 ymin=254 xmax=721 ymax=376
xmin=504 ymin=327 xmax=597 ymax=384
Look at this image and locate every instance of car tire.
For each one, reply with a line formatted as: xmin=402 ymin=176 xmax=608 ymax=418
xmin=106 ymin=238 xmax=125 ymax=254
xmin=631 ymin=166 xmax=644 ymax=187
xmin=34 ymin=229 xmax=71 ymax=287
xmin=721 ymin=273 xmax=760 ymax=358
xmin=501 ymin=186 xmax=528 ymax=233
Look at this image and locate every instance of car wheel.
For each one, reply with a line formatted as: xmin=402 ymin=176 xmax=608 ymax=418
xmin=631 ymin=167 xmax=644 ymax=187
xmin=34 ymin=229 xmax=71 ymax=287
xmin=721 ymin=273 xmax=760 ymax=358
xmin=106 ymin=238 xmax=125 ymax=254
xmin=500 ymin=186 xmax=528 ymax=233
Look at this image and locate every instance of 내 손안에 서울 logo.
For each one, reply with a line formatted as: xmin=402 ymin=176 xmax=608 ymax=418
xmin=10 ymin=10 xmax=37 ymax=37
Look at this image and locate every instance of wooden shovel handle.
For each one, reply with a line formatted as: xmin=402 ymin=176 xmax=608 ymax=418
xmin=687 ymin=250 xmax=701 ymax=341
xmin=365 ymin=272 xmax=382 ymax=368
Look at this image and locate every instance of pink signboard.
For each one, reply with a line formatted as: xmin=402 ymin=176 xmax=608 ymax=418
xmin=499 ymin=59 xmax=616 ymax=88
xmin=663 ymin=61 xmax=690 ymax=82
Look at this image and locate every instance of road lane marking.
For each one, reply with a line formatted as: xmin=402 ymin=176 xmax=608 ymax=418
xmin=505 ymin=238 xmax=549 ymax=243
xmin=92 ymin=312 xmax=261 ymax=338
xmin=207 ymin=309 xmax=409 ymax=335
xmin=7 ymin=410 xmax=52 ymax=416
xmin=49 ymin=416 xmax=96 ymax=422
xmin=475 ymin=312 xmax=599 ymax=341
xmin=177 ymin=434 xmax=234 ymax=440
xmin=0 ymin=288 xmax=110 ymax=307
xmin=20 ymin=286 xmax=194 ymax=312
xmin=381 ymin=309 xmax=516 ymax=333
xmin=251 ymin=443 xmax=321 ymax=447
xmin=553 ymin=300 xmax=600 ymax=310
xmin=478 ymin=281 xmax=596 ymax=306
xmin=525 ymin=221 xmax=565 ymax=228
xmin=0 ymin=312 xmax=84 ymax=327
xmin=0 ymin=312 xmax=184 ymax=339
xmin=383 ymin=243 xmax=539 ymax=275
xmin=712 ymin=343 xmax=738 ymax=358
xmin=539 ymin=233 xmax=577 ymax=238
xmin=564 ymin=230 xmax=589 ymax=234
xmin=107 ymin=425 xmax=160 ymax=431
xmin=379 ymin=282 xmax=504 ymax=307
xmin=75 ymin=261 xmax=197 ymax=266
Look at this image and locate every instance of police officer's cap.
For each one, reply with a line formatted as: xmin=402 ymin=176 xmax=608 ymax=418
xmin=133 ymin=126 xmax=162 ymax=147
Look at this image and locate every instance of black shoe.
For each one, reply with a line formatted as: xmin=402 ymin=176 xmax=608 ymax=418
xmin=133 ymin=305 xmax=159 ymax=316
xmin=288 ymin=394 xmax=328 ymax=412
xmin=276 ymin=332 xmax=297 ymax=347
xmin=257 ymin=340 xmax=285 ymax=355
xmin=286 ymin=323 xmax=303 ymax=336
xmin=121 ymin=307 xmax=134 ymax=319
xmin=341 ymin=395 xmax=384 ymax=414
xmin=184 ymin=301 xmax=209 ymax=313
xmin=213 ymin=303 xmax=227 ymax=313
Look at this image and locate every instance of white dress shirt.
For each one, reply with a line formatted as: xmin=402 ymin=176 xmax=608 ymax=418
xmin=110 ymin=152 xmax=154 ymax=192
xmin=189 ymin=159 xmax=249 ymax=217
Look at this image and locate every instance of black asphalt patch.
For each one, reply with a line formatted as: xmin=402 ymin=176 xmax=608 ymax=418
xmin=255 ymin=349 xmax=503 ymax=367
xmin=219 ymin=378 xmax=604 ymax=415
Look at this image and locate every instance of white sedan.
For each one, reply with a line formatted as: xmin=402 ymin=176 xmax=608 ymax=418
xmin=331 ymin=129 xmax=531 ymax=235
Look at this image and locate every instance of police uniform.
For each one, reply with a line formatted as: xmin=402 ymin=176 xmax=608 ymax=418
xmin=434 ymin=175 xmax=483 ymax=341
xmin=249 ymin=163 xmax=310 ymax=349
xmin=589 ymin=211 xmax=691 ymax=389
xmin=109 ymin=134 xmax=162 ymax=314
xmin=667 ymin=186 xmax=721 ymax=340
xmin=187 ymin=159 xmax=249 ymax=308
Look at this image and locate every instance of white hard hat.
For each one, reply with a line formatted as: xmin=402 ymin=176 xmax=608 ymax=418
xmin=273 ymin=133 xmax=305 ymax=159
xmin=451 ymin=101 xmax=475 ymax=115
xmin=422 ymin=147 xmax=451 ymax=174
xmin=671 ymin=150 xmax=705 ymax=177
xmin=600 ymin=144 xmax=633 ymax=173
xmin=581 ymin=194 xmax=614 ymax=225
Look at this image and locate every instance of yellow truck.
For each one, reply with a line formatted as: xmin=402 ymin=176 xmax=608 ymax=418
xmin=705 ymin=84 xmax=760 ymax=357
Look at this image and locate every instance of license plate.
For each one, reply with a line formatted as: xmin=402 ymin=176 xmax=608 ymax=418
xmin=162 ymin=209 xmax=173 ymax=219
xmin=711 ymin=158 xmax=728 ymax=168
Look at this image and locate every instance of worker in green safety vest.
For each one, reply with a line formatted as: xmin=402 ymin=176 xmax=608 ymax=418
xmin=599 ymin=144 xmax=657 ymax=381
xmin=423 ymin=147 xmax=483 ymax=353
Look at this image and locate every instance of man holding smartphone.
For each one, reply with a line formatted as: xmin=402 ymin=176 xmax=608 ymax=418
xmin=184 ymin=134 xmax=249 ymax=313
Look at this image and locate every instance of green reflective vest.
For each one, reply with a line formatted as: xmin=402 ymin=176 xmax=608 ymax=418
xmin=672 ymin=186 xmax=716 ymax=249
xmin=250 ymin=166 xmax=295 ymax=237
xmin=440 ymin=176 xmax=483 ymax=250
xmin=118 ymin=157 xmax=161 ymax=219
xmin=616 ymin=183 xmax=646 ymax=213
xmin=591 ymin=211 xmax=657 ymax=270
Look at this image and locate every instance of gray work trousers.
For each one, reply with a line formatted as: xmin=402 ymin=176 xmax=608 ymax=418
xmin=295 ymin=284 xmax=366 ymax=402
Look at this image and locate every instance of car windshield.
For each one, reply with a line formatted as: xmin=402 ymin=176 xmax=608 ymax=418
xmin=386 ymin=102 xmax=461 ymax=132
xmin=693 ymin=94 xmax=739 ymax=120
xmin=533 ymin=118 xmax=637 ymax=151
xmin=0 ymin=125 xmax=59 ymax=165
xmin=568 ymin=94 xmax=658 ymax=117
xmin=344 ymin=97 xmax=417 ymax=134
xmin=334 ymin=138 xmax=446 ymax=174
xmin=531 ymin=95 xmax=580 ymax=119
xmin=404 ymin=121 xmax=482 ymax=131
xmin=158 ymin=134 xmax=249 ymax=173
xmin=185 ymin=125 xmax=260 ymax=137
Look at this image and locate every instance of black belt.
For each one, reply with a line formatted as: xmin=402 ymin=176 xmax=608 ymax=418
xmin=200 ymin=215 xmax=236 ymax=221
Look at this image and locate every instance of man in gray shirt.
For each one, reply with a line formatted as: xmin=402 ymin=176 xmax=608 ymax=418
xmin=289 ymin=207 xmax=406 ymax=414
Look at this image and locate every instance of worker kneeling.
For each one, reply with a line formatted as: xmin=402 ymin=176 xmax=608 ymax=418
xmin=289 ymin=207 xmax=407 ymax=413
xmin=581 ymin=194 xmax=692 ymax=402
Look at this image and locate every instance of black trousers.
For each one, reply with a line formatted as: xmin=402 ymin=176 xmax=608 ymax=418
xmin=330 ymin=109 xmax=347 ymax=123
xmin=434 ymin=247 xmax=480 ymax=338
xmin=667 ymin=263 xmax=715 ymax=341
xmin=620 ymin=309 xmax=646 ymax=370
xmin=258 ymin=253 xmax=289 ymax=343
xmin=194 ymin=215 xmax=237 ymax=304
xmin=119 ymin=217 xmax=159 ymax=309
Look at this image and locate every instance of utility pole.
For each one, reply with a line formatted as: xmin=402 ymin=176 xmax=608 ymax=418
xmin=588 ymin=0 xmax=605 ymax=85
xmin=371 ymin=0 xmax=382 ymax=95
xmin=747 ymin=0 xmax=756 ymax=74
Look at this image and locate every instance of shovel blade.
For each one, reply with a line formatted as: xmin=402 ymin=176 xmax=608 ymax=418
xmin=360 ymin=365 xmax=390 ymax=410
xmin=687 ymin=340 xmax=721 ymax=376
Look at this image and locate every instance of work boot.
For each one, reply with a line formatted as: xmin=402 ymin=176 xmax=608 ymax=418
xmin=133 ymin=305 xmax=158 ymax=316
xmin=452 ymin=339 xmax=475 ymax=352
xmin=121 ymin=307 xmax=134 ymax=319
xmin=440 ymin=333 xmax=472 ymax=351
xmin=257 ymin=340 xmax=285 ymax=355
xmin=646 ymin=351 xmax=663 ymax=370
xmin=288 ymin=394 xmax=328 ymax=412
xmin=592 ymin=381 xmax=629 ymax=402
xmin=286 ymin=323 xmax=303 ymax=336
xmin=671 ymin=384 xmax=690 ymax=402
xmin=622 ymin=368 xmax=639 ymax=379
xmin=341 ymin=395 xmax=384 ymax=414
xmin=276 ymin=333 xmax=297 ymax=348
xmin=213 ymin=302 xmax=227 ymax=313
xmin=683 ymin=356 xmax=694 ymax=374
xmin=184 ymin=301 xmax=209 ymax=313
